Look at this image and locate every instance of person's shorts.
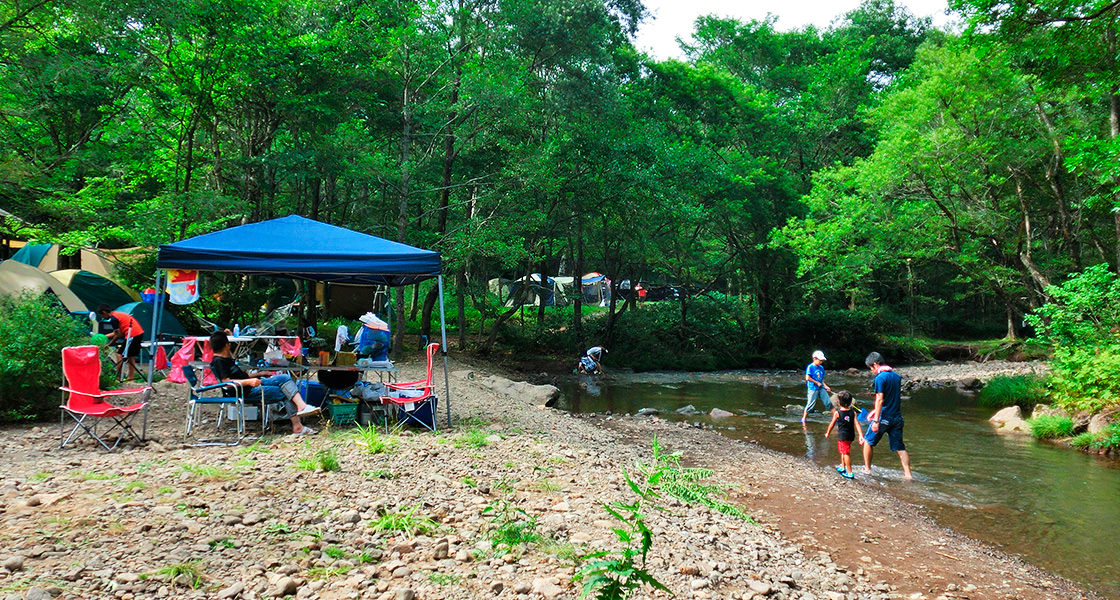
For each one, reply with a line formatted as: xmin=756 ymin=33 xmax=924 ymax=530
xmin=837 ymin=440 xmax=852 ymax=455
xmin=115 ymin=335 xmax=143 ymax=358
xmin=865 ymin=418 xmax=905 ymax=451
xmin=805 ymin=387 xmax=829 ymax=412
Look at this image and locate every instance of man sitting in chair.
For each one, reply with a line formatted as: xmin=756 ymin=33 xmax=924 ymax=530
xmin=209 ymin=331 xmax=320 ymax=435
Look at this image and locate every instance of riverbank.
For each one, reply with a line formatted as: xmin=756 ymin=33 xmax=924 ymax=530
xmin=0 ymin=357 xmax=1095 ymax=600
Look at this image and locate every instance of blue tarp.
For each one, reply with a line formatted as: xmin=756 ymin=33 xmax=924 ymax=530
xmin=156 ymin=215 xmax=442 ymax=286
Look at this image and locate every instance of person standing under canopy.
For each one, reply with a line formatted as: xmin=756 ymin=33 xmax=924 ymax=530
xmin=97 ymin=304 xmax=144 ymax=380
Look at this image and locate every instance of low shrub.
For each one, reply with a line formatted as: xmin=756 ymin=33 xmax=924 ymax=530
xmin=1046 ymin=346 xmax=1120 ymax=414
xmin=978 ymin=375 xmax=1049 ymax=410
xmin=0 ymin=292 xmax=89 ymax=422
xmin=1026 ymin=415 xmax=1075 ymax=439
xmin=1071 ymin=423 xmax=1120 ymax=451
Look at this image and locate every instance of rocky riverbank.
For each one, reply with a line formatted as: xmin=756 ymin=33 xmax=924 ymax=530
xmin=0 ymin=357 xmax=1096 ymax=600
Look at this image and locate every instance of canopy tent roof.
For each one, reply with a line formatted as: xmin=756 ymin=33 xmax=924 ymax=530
xmin=0 ymin=260 xmax=86 ymax=312
xmin=52 ymin=269 xmax=140 ymax=310
xmin=157 ymin=215 xmax=442 ymax=286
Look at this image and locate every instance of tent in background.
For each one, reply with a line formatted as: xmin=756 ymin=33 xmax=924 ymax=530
xmin=581 ymin=272 xmax=611 ymax=306
xmin=52 ymin=269 xmax=140 ymax=311
xmin=10 ymin=243 xmax=59 ymax=270
xmin=0 ymin=260 xmax=86 ymax=313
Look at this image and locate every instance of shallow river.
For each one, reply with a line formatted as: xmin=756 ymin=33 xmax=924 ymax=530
xmin=555 ymin=372 xmax=1120 ymax=599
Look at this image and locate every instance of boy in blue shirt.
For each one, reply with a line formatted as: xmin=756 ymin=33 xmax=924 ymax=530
xmin=802 ymin=350 xmax=831 ymax=424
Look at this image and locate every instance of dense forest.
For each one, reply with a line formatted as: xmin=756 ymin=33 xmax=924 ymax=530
xmin=2 ymin=0 xmax=1120 ymax=369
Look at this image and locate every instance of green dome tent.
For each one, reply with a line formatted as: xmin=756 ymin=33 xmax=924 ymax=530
xmin=51 ymin=269 xmax=139 ymax=312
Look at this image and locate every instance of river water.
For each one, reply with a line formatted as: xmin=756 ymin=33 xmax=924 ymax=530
xmin=555 ymin=372 xmax=1120 ymax=599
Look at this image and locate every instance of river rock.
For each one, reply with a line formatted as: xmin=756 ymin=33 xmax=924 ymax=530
xmin=2 ymin=555 xmax=24 ymax=571
xmin=1031 ymin=404 xmax=1063 ymax=420
xmin=956 ymin=378 xmax=982 ymax=392
xmin=217 ymin=581 xmax=244 ymax=598
xmin=709 ymin=408 xmax=734 ymax=419
xmin=676 ymin=405 xmax=701 ymax=416
xmin=637 ymin=408 xmax=660 ymax=416
xmin=1088 ymin=410 xmax=1118 ymax=434
xmin=989 ymin=406 xmax=1030 ymax=434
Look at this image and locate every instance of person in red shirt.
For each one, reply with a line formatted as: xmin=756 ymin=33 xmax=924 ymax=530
xmin=98 ymin=304 xmax=145 ymax=380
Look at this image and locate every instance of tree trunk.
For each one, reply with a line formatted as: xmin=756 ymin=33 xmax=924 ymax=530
xmin=573 ymin=216 xmax=584 ymax=349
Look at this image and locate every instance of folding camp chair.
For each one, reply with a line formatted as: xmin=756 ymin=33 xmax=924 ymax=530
xmin=380 ymin=343 xmax=439 ymax=432
xmin=182 ymin=366 xmax=249 ymax=446
xmin=59 ymin=346 xmax=151 ymax=451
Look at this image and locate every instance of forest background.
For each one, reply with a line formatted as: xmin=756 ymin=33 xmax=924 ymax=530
xmin=3 ymin=0 xmax=1120 ymax=387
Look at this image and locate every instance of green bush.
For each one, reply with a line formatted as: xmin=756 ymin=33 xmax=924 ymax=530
xmin=1026 ymin=415 xmax=1075 ymax=439
xmin=1071 ymin=423 xmax=1120 ymax=451
xmin=0 ymin=292 xmax=89 ymax=422
xmin=978 ymin=374 xmax=1049 ymax=410
xmin=1045 ymin=346 xmax=1120 ymax=414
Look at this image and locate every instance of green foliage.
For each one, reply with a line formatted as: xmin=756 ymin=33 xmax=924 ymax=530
xmin=1027 ymin=264 xmax=1120 ymax=349
xmin=178 ymin=463 xmax=235 ymax=481
xmin=637 ymin=435 xmax=752 ymax=521
xmin=355 ymin=425 xmax=395 ymax=454
xmin=483 ymin=500 xmax=541 ymax=554
xmin=296 ymin=447 xmax=341 ymax=472
xmin=1045 ymin=346 xmax=1120 ymax=414
xmin=1027 ymin=415 xmax=1075 ymax=440
xmin=1070 ymin=423 xmax=1120 ymax=451
xmin=454 ymin=428 xmax=494 ymax=449
xmin=149 ymin=561 xmax=204 ymax=588
xmin=370 ymin=505 xmax=437 ymax=538
xmin=573 ymin=474 xmax=669 ymax=600
xmin=0 ymin=292 xmax=89 ymax=421
xmin=978 ymin=375 xmax=1049 ymax=410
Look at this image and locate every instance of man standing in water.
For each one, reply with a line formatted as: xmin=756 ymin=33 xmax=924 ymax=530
xmin=863 ymin=352 xmax=912 ymax=479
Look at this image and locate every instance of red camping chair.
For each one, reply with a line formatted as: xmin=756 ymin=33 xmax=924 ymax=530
xmin=380 ymin=343 xmax=439 ymax=432
xmin=59 ymin=345 xmax=151 ymax=451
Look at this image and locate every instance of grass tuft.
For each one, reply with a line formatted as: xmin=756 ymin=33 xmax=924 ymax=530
xmin=355 ymin=424 xmax=395 ymax=454
xmin=978 ymin=374 xmax=1049 ymax=410
xmin=1027 ymin=415 xmax=1075 ymax=439
xmin=370 ymin=504 xmax=437 ymax=537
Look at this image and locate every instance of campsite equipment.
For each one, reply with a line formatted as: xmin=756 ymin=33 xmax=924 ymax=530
xmin=59 ymin=345 xmax=150 ymax=450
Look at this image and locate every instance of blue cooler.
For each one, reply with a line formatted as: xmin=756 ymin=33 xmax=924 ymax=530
xmin=299 ymin=381 xmax=328 ymax=407
xmin=396 ymin=395 xmax=437 ymax=430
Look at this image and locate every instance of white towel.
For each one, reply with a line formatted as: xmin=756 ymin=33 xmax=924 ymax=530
xmin=334 ymin=325 xmax=351 ymax=351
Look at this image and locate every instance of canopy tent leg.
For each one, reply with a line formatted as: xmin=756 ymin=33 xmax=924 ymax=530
xmin=438 ymin=275 xmax=451 ymax=428
xmin=142 ymin=269 xmax=164 ymax=440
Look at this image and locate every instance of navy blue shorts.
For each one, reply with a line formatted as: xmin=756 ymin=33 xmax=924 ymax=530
xmin=865 ymin=418 xmax=905 ymax=451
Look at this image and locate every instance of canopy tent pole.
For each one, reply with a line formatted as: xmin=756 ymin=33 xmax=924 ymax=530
xmin=438 ymin=275 xmax=451 ymax=428
xmin=142 ymin=269 xmax=164 ymax=440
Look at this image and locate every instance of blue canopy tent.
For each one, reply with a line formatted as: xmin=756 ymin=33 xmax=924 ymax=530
xmin=152 ymin=215 xmax=451 ymax=426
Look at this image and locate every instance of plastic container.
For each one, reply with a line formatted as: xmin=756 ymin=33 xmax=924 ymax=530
xmin=329 ymin=402 xmax=359 ymax=425
xmin=299 ymin=380 xmax=327 ymax=407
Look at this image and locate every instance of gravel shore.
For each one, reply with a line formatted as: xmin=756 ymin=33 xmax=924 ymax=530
xmin=0 ymin=356 xmax=1092 ymax=600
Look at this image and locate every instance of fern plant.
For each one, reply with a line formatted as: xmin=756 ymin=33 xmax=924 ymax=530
xmin=638 ymin=435 xmax=751 ymax=521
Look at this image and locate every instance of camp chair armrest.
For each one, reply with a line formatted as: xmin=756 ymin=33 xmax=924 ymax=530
xmin=386 ymin=379 xmax=426 ymax=390
xmin=194 ymin=382 xmax=241 ymax=394
xmin=59 ymin=386 xmax=151 ymax=397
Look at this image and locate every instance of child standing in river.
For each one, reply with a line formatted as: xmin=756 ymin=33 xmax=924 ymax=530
xmin=825 ymin=390 xmax=864 ymax=479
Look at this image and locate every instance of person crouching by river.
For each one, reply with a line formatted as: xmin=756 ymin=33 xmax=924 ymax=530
xmin=577 ymin=346 xmax=607 ymax=375
xmin=863 ymin=352 xmax=912 ymax=479
xmin=209 ymin=331 xmax=321 ymax=435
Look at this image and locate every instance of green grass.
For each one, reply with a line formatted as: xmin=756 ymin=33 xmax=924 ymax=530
xmin=148 ymin=561 xmax=204 ymax=588
xmin=156 ymin=486 xmax=175 ymax=495
xmin=208 ymin=538 xmax=235 ymax=550
xmin=263 ymin=522 xmax=293 ymax=535
xmin=307 ymin=565 xmax=354 ymax=579
xmin=370 ymin=505 xmax=438 ymax=537
xmin=536 ymin=479 xmax=562 ymax=494
xmin=454 ymin=428 xmax=493 ymax=449
xmin=483 ymin=500 xmax=541 ymax=554
xmin=122 ymin=480 xmax=145 ymax=492
xmin=1027 ymin=415 xmax=1075 ymax=439
xmin=978 ymin=374 xmax=1049 ymax=410
xmin=1070 ymin=423 xmax=1120 ymax=450
xmin=179 ymin=463 xmax=235 ymax=480
xmin=237 ymin=439 xmax=273 ymax=454
xmin=428 ymin=572 xmax=461 ymax=585
xmin=538 ymin=538 xmax=582 ymax=565
xmin=323 ymin=546 xmax=346 ymax=559
xmin=355 ymin=424 xmax=395 ymax=454
xmin=461 ymin=476 xmax=477 ymax=488
xmin=297 ymin=448 xmax=342 ymax=472
xmin=77 ymin=469 xmax=118 ymax=481
xmin=363 ymin=469 xmax=399 ymax=480
xmin=30 ymin=471 xmax=50 ymax=481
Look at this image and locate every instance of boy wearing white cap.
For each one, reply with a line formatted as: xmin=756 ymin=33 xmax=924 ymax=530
xmin=802 ymin=350 xmax=831 ymax=424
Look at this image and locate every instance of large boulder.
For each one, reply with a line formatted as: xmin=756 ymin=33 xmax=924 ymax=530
xmin=990 ymin=405 xmax=1030 ymax=434
xmin=1088 ymin=410 xmax=1119 ymax=434
xmin=470 ymin=373 xmax=560 ymax=407
xmin=1030 ymin=404 xmax=1063 ymax=420
xmin=709 ymin=408 xmax=735 ymax=419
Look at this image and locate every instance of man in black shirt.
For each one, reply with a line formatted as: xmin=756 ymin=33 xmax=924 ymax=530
xmin=210 ymin=331 xmax=320 ymax=435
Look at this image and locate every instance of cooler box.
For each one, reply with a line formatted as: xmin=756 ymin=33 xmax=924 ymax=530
xmin=226 ymin=405 xmax=261 ymax=421
xmin=396 ymin=395 xmax=438 ymax=430
xmin=300 ymin=381 xmax=328 ymax=407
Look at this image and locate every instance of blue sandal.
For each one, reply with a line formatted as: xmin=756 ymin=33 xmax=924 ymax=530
xmin=841 ymin=471 xmax=855 ymax=480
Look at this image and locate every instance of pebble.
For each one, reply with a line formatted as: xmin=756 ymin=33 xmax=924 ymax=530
xmin=218 ymin=582 xmax=245 ymax=598
xmin=394 ymin=589 xmax=415 ymax=600
xmin=1 ymin=555 xmax=24 ymax=572
xmin=275 ymin=576 xmax=297 ymax=597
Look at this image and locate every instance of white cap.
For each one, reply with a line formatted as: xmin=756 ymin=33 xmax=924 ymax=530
xmin=812 ymin=350 xmax=827 ymax=361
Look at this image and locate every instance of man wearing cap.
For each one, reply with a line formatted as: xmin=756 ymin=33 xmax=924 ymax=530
xmin=802 ymin=350 xmax=831 ymax=425
xmin=863 ymin=351 xmax=912 ymax=479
